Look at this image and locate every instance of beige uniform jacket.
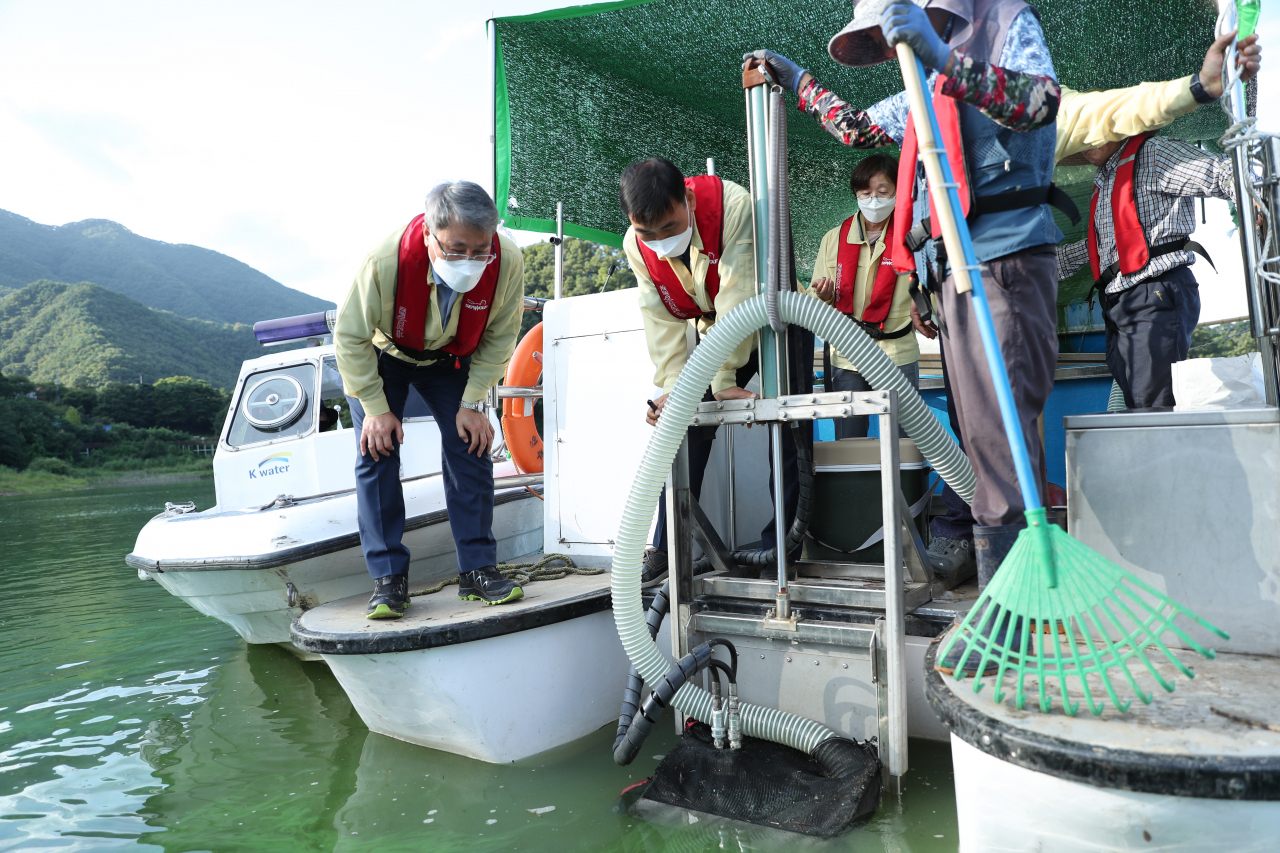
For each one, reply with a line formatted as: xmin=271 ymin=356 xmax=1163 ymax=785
xmin=623 ymin=179 xmax=755 ymax=395
xmin=807 ymin=214 xmax=919 ymax=370
xmin=1056 ymin=77 xmax=1199 ymax=163
xmin=334 ymin=224 xmax=524 ymax=417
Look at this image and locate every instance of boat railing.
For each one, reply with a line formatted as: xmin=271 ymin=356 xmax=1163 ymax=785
xmin=252 ymin=471 xmax=542 ymax=512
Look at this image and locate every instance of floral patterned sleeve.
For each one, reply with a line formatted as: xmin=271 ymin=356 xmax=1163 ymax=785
xmin=939 ymin=54 xmax=1060 ymax=131
xmin=796 ymin=77 xmax=897 ymax=149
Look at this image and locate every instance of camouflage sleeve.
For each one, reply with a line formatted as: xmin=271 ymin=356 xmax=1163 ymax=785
xmin=797 ymin=76 xmax=897 ymax=149
xmin=939 ymin=54 xmax=1061 ymax=131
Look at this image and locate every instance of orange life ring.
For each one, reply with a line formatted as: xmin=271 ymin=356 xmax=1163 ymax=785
xmin=502 ymin=322 xmax=544 ymax=473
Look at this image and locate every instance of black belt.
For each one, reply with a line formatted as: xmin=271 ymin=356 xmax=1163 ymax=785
xmin=851 ymin=318 xmax=914 ymax=341
xmin=1092 ymin=238 xmax=1216 ymax=291
xmin=904 ymin=183 xmax=1081 ymax=254
xmin=383 ymin=344 xmax=459 ymax=365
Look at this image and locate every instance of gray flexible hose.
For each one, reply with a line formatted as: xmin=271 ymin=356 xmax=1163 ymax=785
xmin=612 ymin=291 xmax=975 ymax=757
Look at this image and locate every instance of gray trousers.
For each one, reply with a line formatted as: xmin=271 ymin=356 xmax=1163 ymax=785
xmin=1102 ymin=265 xmax=1200 ymax=409
xmin=938 ymin=245 xmax=1055 ymax=528
xmin=831 ymin=362 xmax=921 ymax=439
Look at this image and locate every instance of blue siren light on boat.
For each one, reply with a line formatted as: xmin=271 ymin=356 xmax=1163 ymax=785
xmin=253 ymin=311 xmax=336 ymax=346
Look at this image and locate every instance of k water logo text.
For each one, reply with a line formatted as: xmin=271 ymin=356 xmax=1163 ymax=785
xmin=250 ymin=452 xmax=291 ymax=479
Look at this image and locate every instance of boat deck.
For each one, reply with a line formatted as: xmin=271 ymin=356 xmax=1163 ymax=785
xmin=925 ymin=638 xmax=1280 ymax=798
xmin=290 ymin=555 xmax=613 ymax=656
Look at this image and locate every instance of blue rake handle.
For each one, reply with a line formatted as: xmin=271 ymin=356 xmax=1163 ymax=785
xmin=896 ymin=48 xmax=1049 ymax=561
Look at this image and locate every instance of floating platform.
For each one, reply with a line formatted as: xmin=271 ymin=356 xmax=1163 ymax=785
xmin=290 ymin=562 xmax=628 ymax=763
xmin=925 ymin=637 xmax=1280 ymax=852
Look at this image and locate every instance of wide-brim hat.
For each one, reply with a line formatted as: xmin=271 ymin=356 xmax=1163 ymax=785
xmin=828 ymin=0 xmax=975 ymax=68
xmin=828 ymin=0 xmax=900 ymax=67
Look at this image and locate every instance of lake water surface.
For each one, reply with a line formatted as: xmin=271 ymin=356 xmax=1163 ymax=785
xmin=0 ymin=483 xmax=958 ymax=852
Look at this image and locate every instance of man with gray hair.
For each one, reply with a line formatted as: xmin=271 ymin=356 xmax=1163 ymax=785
xmin=335 ymin=181 xmax=526 ymax=617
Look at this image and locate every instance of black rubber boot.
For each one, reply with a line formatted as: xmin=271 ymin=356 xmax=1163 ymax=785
xmin=974 ymin=521 xmax=1027 ymax=592
xmin=458 ymin=566 xmax=524 ymax=606
xmin=935 ymin=521 xmax=1029 ymax=676
xmin=366 ymin=574 xmax=410 ymax=619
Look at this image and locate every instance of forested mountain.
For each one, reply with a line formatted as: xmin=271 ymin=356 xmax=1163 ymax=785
xmin=0 ymin=280 xmax=271 ymax=390
xmin=0 ymin=210 xmax=332 ymax=324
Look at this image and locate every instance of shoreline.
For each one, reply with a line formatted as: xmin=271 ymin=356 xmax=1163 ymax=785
xmin=0 ymin=469 xmax=214 ymax=497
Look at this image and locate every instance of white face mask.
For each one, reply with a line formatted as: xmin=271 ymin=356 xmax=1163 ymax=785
xmin=640 ymin=208 xmax=694 ymax=258
xmin=858 ymin=196 xmax=896 ymax=224
xmin=432 ymin=257 xmax=489 ymax=293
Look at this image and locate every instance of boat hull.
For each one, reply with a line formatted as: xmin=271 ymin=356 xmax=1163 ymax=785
xmin=137 ymin=491 xmax=542 ymax=646
xmin=951 ymin=735 xmax=1280 ymax=852
xmin=322 ymin=609 xmax=628 ymax=763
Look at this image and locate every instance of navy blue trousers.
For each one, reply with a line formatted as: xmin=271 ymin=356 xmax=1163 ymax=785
xmin=1102 ymin=265 xmax=1201 ymax=410
xmin=348 ymin=352 xmax=495 ymax=580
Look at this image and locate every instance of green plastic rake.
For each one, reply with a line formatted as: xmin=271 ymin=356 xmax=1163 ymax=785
xmin=896 ymin=44 xmax=1227 ymax=716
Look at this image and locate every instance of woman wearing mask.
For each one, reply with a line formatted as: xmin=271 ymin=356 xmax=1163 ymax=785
xmin=809 ymin=154 xmax=920 ymax=438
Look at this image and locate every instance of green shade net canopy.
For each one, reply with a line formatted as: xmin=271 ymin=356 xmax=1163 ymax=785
xmin=493 ymin=0 xmax=1231 ymax=316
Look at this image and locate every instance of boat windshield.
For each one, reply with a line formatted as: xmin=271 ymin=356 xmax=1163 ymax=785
xmin=226 ymin=362 xmax=317 ymax=447
xmin=320 ymin=356 xmax=352 ymax=430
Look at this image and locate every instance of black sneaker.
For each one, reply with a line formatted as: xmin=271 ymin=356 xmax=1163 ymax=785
xmin=366 ymin=574 xmax=410 ymax=620
xmin=642 ymin=548 xmax=669 ymax=584
xmin=458 ymin=566 xmax=523 ymax=606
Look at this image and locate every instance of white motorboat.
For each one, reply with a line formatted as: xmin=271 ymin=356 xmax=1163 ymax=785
xmin=127 ymin=325 xmax=544 ymax=650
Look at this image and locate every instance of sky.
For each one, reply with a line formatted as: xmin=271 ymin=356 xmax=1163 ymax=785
xmin=0 ymin=0 xmax=1271 ymax=323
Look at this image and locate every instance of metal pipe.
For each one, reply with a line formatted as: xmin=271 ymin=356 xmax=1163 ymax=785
xmin=771 ymin=421 xmax=789 ymax=607
xmin=725 ymin=426 xmax=737 ymax=549
xmin=488 ymin=20 xmax=498 ymax=202
xmin=496 ymin=386 xmax=542 ymax=398
xmin=879 ymin=391 xmax=907 ymax=780
xmin=554 ymin=202 xmax=564 ymax=300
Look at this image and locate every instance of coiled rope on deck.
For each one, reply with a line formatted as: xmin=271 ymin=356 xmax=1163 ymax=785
xmin=409 ymin=554 xmax=601 ymax=597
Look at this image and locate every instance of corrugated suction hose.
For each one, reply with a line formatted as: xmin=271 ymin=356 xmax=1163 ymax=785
xmin=612 ymin=291 xmax=975 ymax=757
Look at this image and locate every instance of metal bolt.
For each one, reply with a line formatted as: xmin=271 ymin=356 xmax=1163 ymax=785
xmin=745 ymin=415 xmax=753 ymax=423
xmin=811 ymin=396 xmax=818 ymax=403
xmin=716 ymin=402 xmax=723 ymax=410
xmin=717 ymin=416 xmax=725 ymax=424
xmin=760 ymin=654 xmax=765 ymax=659
xmin=786 ymin=656 xmax=792 ymax=662
xmin=841 ymin=407 xmax=850 ymax=416
xmin=841 ymin=393 xmax=850 ymax=402
xmin=981 ymin=734 xmax=991 ymax=746
xmin=813 ymin=660 xmax=819 ymax=666
xmin=780 ymin=411 xmax=789 ymax=421
xmin=842 ymin=663 xmax=848 ymax=669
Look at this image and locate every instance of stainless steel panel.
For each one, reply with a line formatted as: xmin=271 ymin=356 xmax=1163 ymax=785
xmin=697 ymin=575 xmax=932 ymax=611
xmin=1067 ymin=417 xmax=1280 ymax=655
xmin=692 ymin=610 xmax=874 ymax=649
xmin=689 ymin=390 xmax=892 ymax=427
xmin=1065 ymin=408 xmax=1279 ymax=430
xmin=687 ymin=632 xmax=879 ymax=742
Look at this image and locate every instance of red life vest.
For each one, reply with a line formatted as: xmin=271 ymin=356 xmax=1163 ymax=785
xmin=1087 ymin=133 xmax=1154 ymax=282
xmin=834 ymin=214 xmax=900 ymax=327
xmin=635 ymin=175 xmax=725 ymax=320
xmin=891 ymin=75 xmax=970 ymax=274
xmin=391 ymin=214 xmax=501 ymax=359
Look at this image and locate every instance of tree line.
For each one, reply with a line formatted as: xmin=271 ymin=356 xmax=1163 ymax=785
xmin=0 ymin=374 xmax=228 ymax=473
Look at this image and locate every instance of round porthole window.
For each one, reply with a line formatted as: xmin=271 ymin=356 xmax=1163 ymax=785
xmin=242 ymin=374 xmax=308 ymax=430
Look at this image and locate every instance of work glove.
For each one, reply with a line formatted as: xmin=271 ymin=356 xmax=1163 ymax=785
xmin=881 ymin=0 xmax=952 ymax=73
xmin=741 ymin=49 xmax=807 ymax=93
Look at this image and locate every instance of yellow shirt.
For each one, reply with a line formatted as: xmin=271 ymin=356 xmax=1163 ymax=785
xmin=623 ymin=179 xmax=756 ymax=395
xmin=334 ymin=223 xmax=525 ymax=416
xmin=1056 ymin=78 xmax=1198 ymax=164
xmin=807 ymin=213 xmax=919 ymax=370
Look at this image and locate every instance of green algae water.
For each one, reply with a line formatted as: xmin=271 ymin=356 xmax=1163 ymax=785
xmin=0 ymin=484 xmax=959 ymax=852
